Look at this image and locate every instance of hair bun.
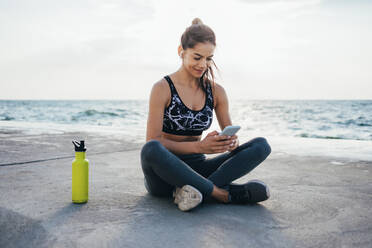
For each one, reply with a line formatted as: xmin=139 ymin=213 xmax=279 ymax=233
xmin=192 ymin=18 xmax=203 ymax=25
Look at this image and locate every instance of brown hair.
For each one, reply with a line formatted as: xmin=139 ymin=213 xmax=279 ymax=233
xmin=180 ymin=18 xmax=219 ymax=94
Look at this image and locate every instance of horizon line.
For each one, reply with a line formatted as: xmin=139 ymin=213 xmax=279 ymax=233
xmin=0 ymin=98 xmax=371 ymax=101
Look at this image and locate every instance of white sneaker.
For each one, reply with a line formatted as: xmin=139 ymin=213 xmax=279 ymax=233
xmin=172 ymin=185 xmax=203 ymax=211
xmin=173 ymin=187 xmax=182 ymax=205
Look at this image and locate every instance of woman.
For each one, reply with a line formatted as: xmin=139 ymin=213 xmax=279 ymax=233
xmin=141 ymin=18 xmax=271 ymax=211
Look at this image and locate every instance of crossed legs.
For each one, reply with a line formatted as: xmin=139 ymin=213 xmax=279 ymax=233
xmin=140 ymin=137 xmax=271 ymax=201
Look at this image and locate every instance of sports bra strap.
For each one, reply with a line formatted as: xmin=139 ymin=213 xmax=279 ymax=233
xmin=164 ymin=76 xmax=176 ymax=95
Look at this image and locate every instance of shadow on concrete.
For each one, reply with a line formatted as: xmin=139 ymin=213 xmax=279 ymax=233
xmin=106 ymin=193 xmax=294 ymax=248
xmin=0 ymin=207 xmax=53 ymax=248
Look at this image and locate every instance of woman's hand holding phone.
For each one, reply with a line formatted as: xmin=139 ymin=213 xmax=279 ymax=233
xmin=227 ymin=134 xmax=239 ymax=152
xmin=198 ymin=128 xmax=239 ymax=154
xmin=218 ymin=125 xmax=240 ymax=152
xmin=198 ymin=130 xmax=234 ymax=154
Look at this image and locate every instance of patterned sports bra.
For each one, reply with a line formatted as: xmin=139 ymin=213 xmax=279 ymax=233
xmin=162 ymin=75 xmax=214 ymax=136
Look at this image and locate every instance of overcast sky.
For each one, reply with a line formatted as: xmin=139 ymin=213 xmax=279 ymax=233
xmin=0 ymin=0 xmax=371 ymax=100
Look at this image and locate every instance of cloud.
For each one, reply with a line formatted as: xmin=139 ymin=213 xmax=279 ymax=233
xmin=0 ymin=0 xmax=371 ymax=99
xmin=0 ymin=0 xmax=155 ymax=60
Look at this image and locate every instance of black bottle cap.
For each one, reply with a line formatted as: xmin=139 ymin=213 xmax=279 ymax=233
xmin=72 ymin=140 xmax=87 ymax=152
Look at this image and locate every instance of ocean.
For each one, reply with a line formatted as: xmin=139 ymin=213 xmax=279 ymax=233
xmin=1 ymin=100 xmax=372 ymax=160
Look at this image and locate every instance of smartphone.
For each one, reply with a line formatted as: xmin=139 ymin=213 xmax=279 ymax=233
xmin=219 ymin=125 xmax=241 ymax=137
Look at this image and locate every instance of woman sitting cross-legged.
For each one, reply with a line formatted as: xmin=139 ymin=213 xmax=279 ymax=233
xmin=141 ymin=18 xmax=271 ymax=211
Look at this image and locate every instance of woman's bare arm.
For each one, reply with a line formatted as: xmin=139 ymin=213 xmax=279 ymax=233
xmin=213 ymin=82 xmax=239 ymax=151
xmin=214 ymin=83 xmax=233 ymax=130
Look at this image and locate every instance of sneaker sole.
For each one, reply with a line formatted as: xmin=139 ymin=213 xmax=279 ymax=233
xmin=177 ymin=185 xmax=203 ymax=211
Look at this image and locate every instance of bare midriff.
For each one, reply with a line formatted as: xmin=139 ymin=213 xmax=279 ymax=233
xmin=162 ymin=132 xmax=201 ymax=142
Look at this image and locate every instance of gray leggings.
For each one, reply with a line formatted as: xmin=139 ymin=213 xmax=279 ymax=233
xmin=140 ymin=137 xmax=271 ymax=198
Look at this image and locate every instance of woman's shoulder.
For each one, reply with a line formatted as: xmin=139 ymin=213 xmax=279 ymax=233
xmin=212 ymin=81 xmax=225 ymax=91
xmin=150 ymin=77 xmax=172 ymax=107
xmin=151 ymin=77 xmax=170 ymax=93
xmin=210 ymin=81 xmax=227 ymax=108
xmin=210 ymin=81 xmax=226 ymax=98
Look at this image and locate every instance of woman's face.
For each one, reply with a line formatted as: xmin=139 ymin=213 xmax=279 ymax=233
xmin=180 ymin=42 xmax=215 ymax=78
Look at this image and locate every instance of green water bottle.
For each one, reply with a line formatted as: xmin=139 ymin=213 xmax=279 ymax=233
xmin=72 ymin=140 xmax=89 ymax=203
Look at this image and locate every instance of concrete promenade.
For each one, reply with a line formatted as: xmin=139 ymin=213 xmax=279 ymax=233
xmin=1 ymin=132 xmax=371 ymax=247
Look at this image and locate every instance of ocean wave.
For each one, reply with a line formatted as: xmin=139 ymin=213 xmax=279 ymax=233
xmin=334 ymin=118 xmax=372 ymax=127
xmin=296 ymin=133 xmax=344 ymax=140
xmin=0 ymin=115 xmax=15 ymax=121
xmin=86 ymin=109 xmax=119 ymax=117
xmin=71 ymin=109 xmax=120 ymax=121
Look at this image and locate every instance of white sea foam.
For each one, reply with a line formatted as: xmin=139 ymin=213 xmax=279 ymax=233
xmin=265 ymin=136 xmax=372 ymax=162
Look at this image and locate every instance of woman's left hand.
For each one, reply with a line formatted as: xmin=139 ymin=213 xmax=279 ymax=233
xmin=227 ymin=135 xmax=239 ymax=152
